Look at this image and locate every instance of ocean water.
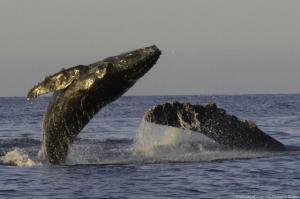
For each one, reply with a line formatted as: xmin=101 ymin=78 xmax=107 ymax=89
xmin=0 ymin=95 xmax=299 ymax=198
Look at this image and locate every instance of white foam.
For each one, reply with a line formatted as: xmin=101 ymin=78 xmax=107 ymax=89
xmin=132 ymin=120 xmax=270 ymax=162
xmin=133 ymin=120 xmax=218 ymax=156
xmin=0 ymin=148 xmax=40 ymax=167
xmin=46 ymin=120 xmax=272 ymax=166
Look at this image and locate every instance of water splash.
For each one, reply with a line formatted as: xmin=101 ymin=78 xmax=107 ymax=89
xmin=0 ymin=148 xmax=40 ymax=167
xmin=131 ymin=120 xmax=271 ymax=163
xmin=133 ymin=120 xmax=218 ymax=157
xmin=0 ymin=121 xmax=275 ymax=167
xmin=65 ymin=120 xmax=274 ymax=165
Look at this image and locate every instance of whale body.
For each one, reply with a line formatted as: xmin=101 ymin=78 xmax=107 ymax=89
xmin=144 ymin=101 xmax=285 ymax=151
xmin=27 ymin=45 xmax=161 ymax=164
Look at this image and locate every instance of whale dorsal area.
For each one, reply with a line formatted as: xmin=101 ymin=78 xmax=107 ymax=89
xmin=27 ymin=65 xmax=90 ymax=100
xmin=144 ymin=101 xmax=286 ymax=151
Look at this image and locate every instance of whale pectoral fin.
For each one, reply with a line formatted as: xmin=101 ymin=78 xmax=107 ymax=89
xmin=27 ymin=65 xmax=88 ymax=100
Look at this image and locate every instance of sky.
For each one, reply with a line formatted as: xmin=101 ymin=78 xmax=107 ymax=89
xmin=0 ymin=0 xmax=300 ymax=96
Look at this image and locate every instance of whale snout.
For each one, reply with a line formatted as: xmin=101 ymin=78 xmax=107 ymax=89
xmin=131 ymin=45 xmax=162 ymax=73
xmin=142 ymin=45 xmax=161 ymax=56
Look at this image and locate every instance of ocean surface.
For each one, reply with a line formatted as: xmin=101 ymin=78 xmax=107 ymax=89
xmin=0 ymin=95 xmax=299 ymax=199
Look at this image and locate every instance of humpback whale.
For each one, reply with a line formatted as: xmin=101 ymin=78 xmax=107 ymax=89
xmin=27 ymin=45 xmax=161 ymax=164
xmin=144 ymin=101 xmax=285 ymax=151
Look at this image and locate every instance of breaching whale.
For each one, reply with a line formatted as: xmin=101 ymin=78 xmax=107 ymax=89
xmin=27 ymin=45 xmax=161 ymax=164
xmin=144 ymin=101 xmax=285 ymax=151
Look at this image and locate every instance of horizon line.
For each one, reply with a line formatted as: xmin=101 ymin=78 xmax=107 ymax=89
xmin=1 ymin=92 xmax=300 ymax=98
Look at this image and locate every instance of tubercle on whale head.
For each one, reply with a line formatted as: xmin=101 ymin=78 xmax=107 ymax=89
xmin=72 ymin=63 xmax=114 ymax=91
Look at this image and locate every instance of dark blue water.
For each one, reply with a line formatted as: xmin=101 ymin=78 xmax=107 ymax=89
xmin=0 ymin=95 xmax=299 ymax=198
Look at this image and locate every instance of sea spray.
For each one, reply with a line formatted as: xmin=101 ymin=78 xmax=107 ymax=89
xmin=44 ymin=120 xmax=273 ymax=165
xmin=66 ymin=139 xmax=133 ymax=165
xmin=132 ymin=120 xmax=270 ymax=162
xmin=0 ymin=148 xmax=40 ymax=167
xmin=133 ymin=120 xmax=218 ymax=158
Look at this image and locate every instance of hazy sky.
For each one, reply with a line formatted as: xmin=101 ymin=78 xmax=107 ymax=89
xmin=1 ymin=0 xmax=300 ymax=96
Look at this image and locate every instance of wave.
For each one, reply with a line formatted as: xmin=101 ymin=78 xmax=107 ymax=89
xmin=0 ymin=138 xmax=40 ymax=149
xmin=0 ymin=121 xmax=290 ymax=167
xmin=64 ymin=121 xmax=278 ymax=166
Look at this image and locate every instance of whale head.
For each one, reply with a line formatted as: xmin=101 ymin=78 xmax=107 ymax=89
xmin=85 ymin=45 xmax=161 ymax=96
xmin=27 ymin=45 xmax=161 ymax=100
xmin=68 ymin=45 xmax=161 ymax=102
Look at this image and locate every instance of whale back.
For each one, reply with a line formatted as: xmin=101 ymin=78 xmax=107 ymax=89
xmin=144 ymin=102 xmax=286 ymax=151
